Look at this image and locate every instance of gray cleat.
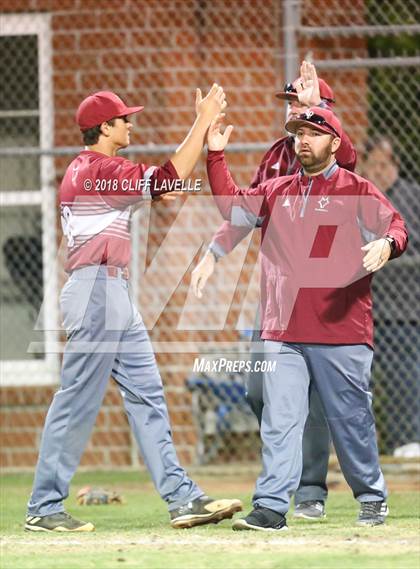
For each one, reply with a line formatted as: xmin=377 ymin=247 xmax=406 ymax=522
xmin=25 ymin=512 xmax=95 ymax=532
xmin=357 ymin=501 xmax=389 ymax=526
xmin=294 ymin=500 xmax=326 ymax=520
xmin=170 ymin=496 xmax=243 ymax=529
xmin=232 ymin=505 xmax=288 ymax=532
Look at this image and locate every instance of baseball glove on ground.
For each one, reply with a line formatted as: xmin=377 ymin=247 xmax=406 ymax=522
xmin=76 ymin=486 xmax=124 ymax=506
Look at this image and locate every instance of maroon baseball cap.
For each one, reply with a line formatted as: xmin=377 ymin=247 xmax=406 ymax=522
xmin=285 ymin=107 xmax=342 ymax=138
xmin=275 ymin=78 xmax=335 ymax=104
xmin=76 ymin=91 xmax=144 ymax=131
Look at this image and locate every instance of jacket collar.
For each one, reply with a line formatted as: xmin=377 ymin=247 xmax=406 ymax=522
xmin=299 ymin=160 xmax=339 ymax=184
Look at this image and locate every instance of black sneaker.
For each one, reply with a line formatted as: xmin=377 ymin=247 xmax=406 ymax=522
xmin=25 ymin=512 xmax=95 ymax=533
xmin=232 ymin=505 xmax=288 ymax=532
xmin=170 ymin=496 xmax=243 ymax=529
xmin=357 ymin=501 xmax=389 ymax=526
xmin=294 ymin=500 xmax=326 ymax=520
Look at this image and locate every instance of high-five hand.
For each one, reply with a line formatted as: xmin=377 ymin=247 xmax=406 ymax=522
xmin=169 ymin=85 xmax=228 ymax=180
xmin=196 ymin=84 xmax=227 ymax=120
xmin=207 ymin=114 xmax=234 ymax=151
xmin=296 ymin=60 xmax=321 ymax=107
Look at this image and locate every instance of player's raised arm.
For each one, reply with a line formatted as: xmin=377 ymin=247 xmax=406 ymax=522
xmin=169 ymin=84 xmax=227 ymax=180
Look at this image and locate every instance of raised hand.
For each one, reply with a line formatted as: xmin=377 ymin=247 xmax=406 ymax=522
xmin=207 ymin=114 xmax=234 ymax=151
xmin=296 ymin=60 xmax=321 ymax=107
xmin=196 ymin=84 xmax=227 ymax=120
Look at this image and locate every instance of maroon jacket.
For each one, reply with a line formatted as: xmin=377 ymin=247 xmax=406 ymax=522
xmin=211 ymin=131 xmax=357 ymax=257
xmin=207 ymin=150 xmax=408 ymax=347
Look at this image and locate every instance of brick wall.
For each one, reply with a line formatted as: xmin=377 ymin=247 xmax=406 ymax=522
xmin=0 ymin=383 xmax=133 ymax=471
xmin=0 ymin=0 xmax=368 ymax=471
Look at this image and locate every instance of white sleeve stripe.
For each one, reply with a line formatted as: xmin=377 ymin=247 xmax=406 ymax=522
xmin=142 ymin=166 xmax=157 ymax=197
xmin=144 ymin=166 xmax=157 ymax=181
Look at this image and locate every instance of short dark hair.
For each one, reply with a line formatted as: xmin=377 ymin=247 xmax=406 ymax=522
xmin=82 ymin=118 xmax=116 ymax=145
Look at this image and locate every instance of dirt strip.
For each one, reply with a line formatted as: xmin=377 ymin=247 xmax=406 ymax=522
xmin=1 ymin=535 xmax=419 ymax=553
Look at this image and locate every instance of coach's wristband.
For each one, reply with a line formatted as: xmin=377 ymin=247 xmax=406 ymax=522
xmin=384 ymin=235 xmax=396 ymax=255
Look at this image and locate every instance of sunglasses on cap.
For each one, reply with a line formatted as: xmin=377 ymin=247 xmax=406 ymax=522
xmin=284 ymin=82 xmax=297 ymax=95
xmin=283 ymin=82 xmax=335 ymax=105
xmin=297 ymin=112 xmax=341 ymax=138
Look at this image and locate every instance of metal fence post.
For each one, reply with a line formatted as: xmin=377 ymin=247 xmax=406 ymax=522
xmin=283 ymin=0 xmax=301 ymax=82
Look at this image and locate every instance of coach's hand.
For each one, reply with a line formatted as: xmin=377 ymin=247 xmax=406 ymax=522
xmin=207 ymin=114 xmax=234 ymax=151
xmin=191 ymin=249 xmax=216 ymax=298
xmin=196 ymin=84 xmax=227 ymax=120
xmin=361 ymin=238 xmax=392 ymax=273
xmin=296 ymin=60 xmax=321 ymax=107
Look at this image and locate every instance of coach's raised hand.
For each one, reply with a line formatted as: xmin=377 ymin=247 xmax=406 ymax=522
xmin=207 ymin=114 xmax=234 ymax=151
xmin=296 ymin=60 xmax=321 ymax=107
xmin=169 ymin=84 xmax=227 ymax=180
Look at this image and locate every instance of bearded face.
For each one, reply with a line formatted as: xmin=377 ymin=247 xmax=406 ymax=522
xmin=294 ymin=126 xmax=340 ymax=173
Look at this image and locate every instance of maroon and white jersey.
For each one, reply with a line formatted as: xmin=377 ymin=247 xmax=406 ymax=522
xmin=60 ymin=150 xmax=178 ymax=272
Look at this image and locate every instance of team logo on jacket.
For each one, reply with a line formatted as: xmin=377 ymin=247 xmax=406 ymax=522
xmin=315 ymin=196 xmax=329 ymax=212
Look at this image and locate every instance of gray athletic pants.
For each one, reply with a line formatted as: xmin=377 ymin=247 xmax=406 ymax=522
xmin=248 ymin=327 xmax=330 ymax=504
xmin=28 ymin=266 xmax=203 ymax=517
xmin=253 ymin=341 xmax=387 ymax=514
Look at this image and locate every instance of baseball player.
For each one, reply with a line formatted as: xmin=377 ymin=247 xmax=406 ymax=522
xmin=25 ymin=87 xmax=242 ymax=533
xmin=206 ymin=106 xmax=408 ymax=530
xmin=192 ymin=61 xmax=356 ymax=520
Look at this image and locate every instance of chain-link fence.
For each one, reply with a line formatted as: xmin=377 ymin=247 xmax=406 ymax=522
xmin=0 ymin=1 xmax=418 ymax=469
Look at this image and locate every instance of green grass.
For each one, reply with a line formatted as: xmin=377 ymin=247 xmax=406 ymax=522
xmin=1 ymin=471 xmax=419 ymax=569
